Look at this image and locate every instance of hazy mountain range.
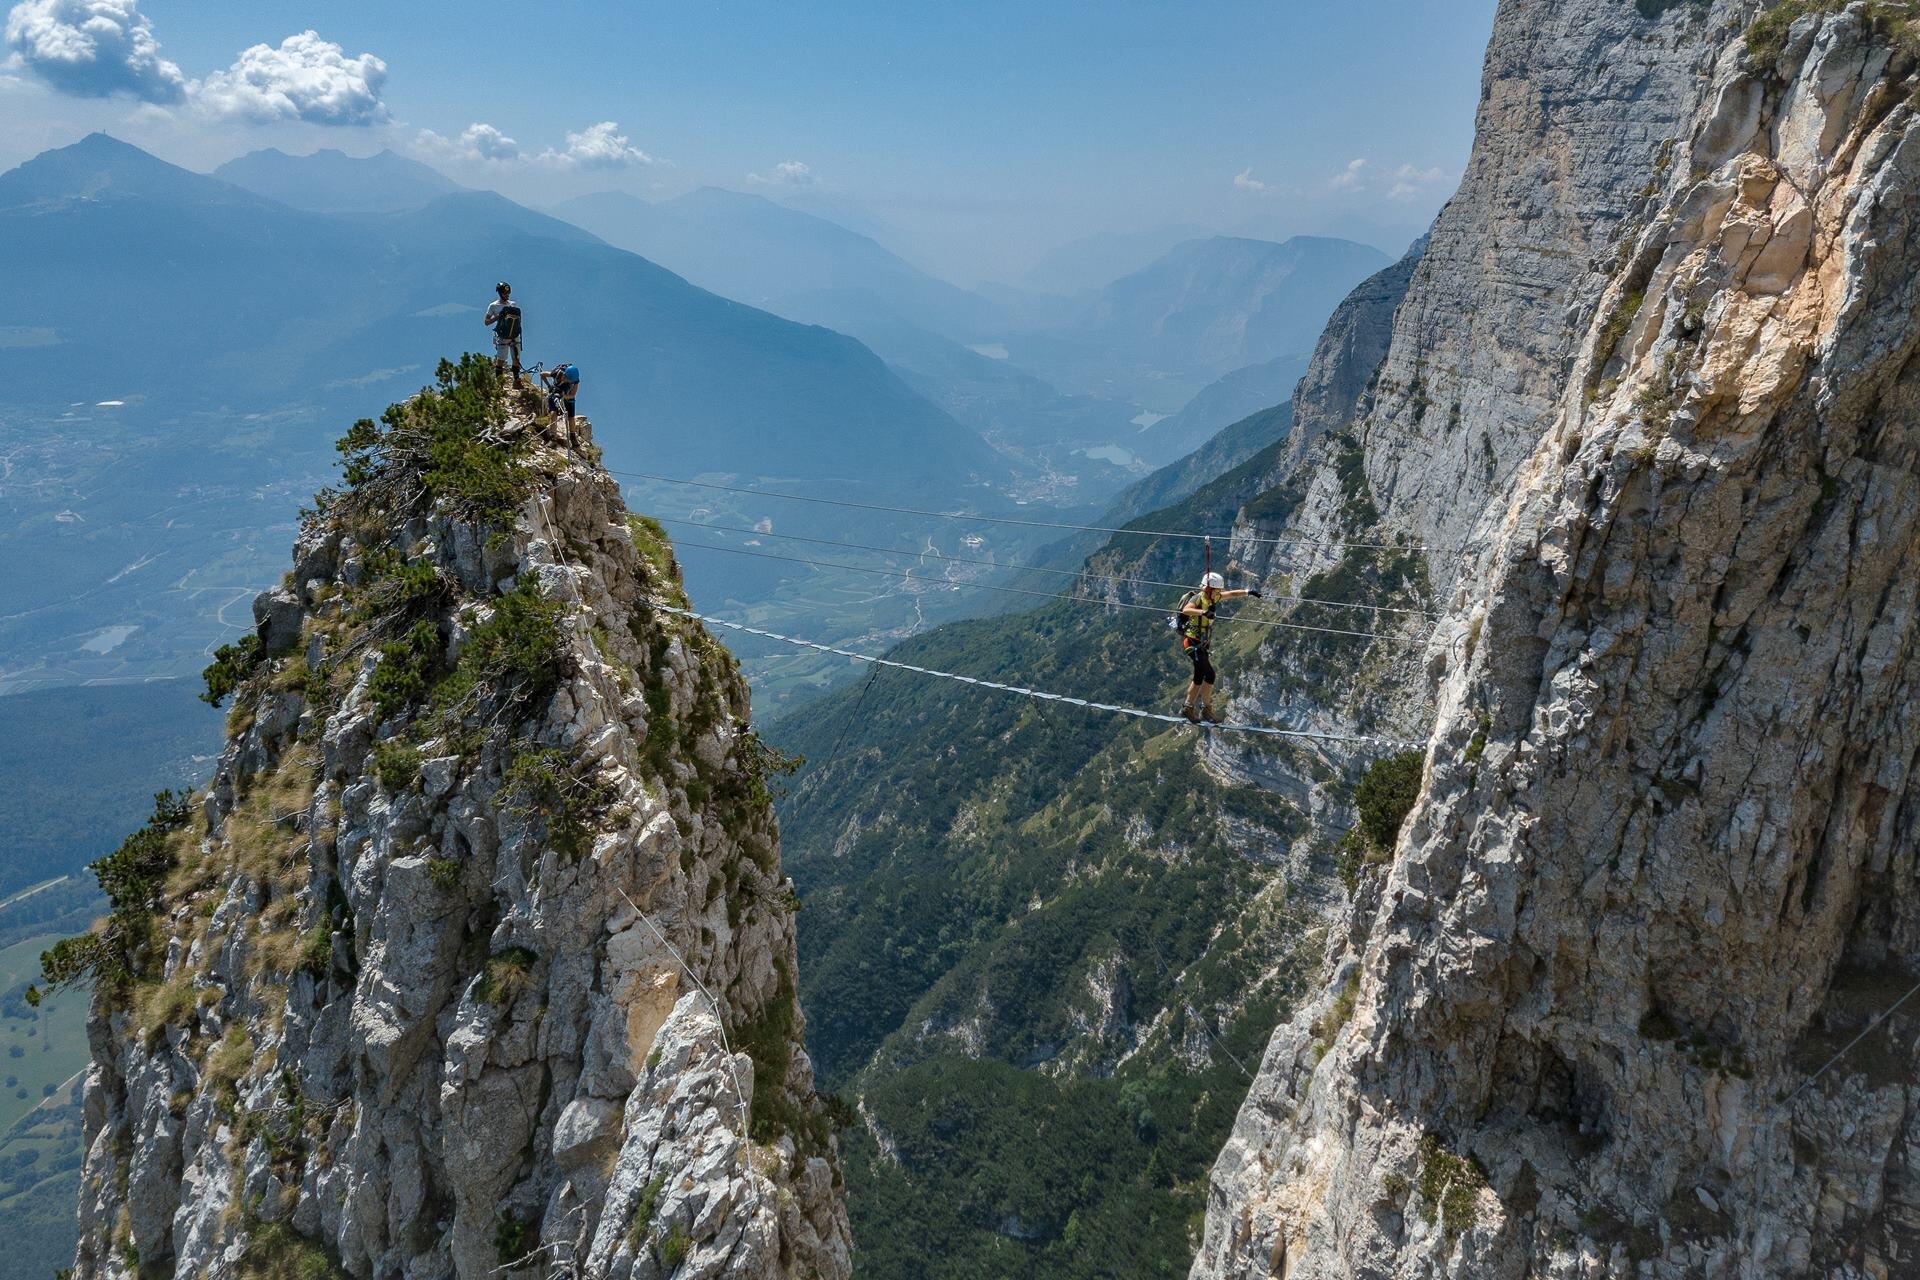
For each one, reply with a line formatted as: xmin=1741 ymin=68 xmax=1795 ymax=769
xmin=997 ymin=235 xmax=1388 ymax=412
xmin=539 ymin=178 xmax=1382 ymax=465
xmin=551 ymin=185 xmax=1004 ymax=343
xmin=4 ymin=134 xmax=995 ymax=484
xmin=1131 ymin=351 xmax=1311 ymax=463
xmin=0 ymin=134 xmax=1015 ymax=701
xmin=0 ymin=135 xmax=1396 ymax=705
xmin=213 ymin=146 xmax=466 ymax=213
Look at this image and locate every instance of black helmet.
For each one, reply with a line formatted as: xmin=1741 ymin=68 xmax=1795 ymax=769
xmin=496 ymin=281 xmax=511 ymax=295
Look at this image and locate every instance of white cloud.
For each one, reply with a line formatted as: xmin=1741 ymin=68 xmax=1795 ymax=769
xmin=419 ymin=120 xmax=520 ymax=163
xmin=541 ymin=120 xmax=652 ymax=169
xmin=747 ymin=159 xmax=814 ymax=187
xmin=1329 ymin=158 xmax=1368 ymax=191
xmin=194 ymin=30 xmax=387 ymax=126
xmin=4 ymin=5 xmax=388 ymax=127
xmin=3 ymin=0 xmax=185 ymax=103
xmin=459 ymin=121 xmax=518 ymax=161
xmin=1388 ymin=162 xmax=1450 ymax=201
xmin=1233 ymin=166 xmax=1268 ymax=193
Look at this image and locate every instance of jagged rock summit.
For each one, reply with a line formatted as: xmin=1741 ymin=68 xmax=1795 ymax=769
xmin=58 ymin=358 xmax=849 ymax=1278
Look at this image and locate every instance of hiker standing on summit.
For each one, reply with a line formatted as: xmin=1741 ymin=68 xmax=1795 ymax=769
xmin=1178 ymin=572 xmax=1260 ymax=724
xmin=484 ymin=281 xmax=522 ymax=379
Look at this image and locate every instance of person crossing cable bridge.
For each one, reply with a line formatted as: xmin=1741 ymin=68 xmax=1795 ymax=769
xmin=483 ymin=281 xmax=523 ymax=380
xmin=1177 ymin=571 xmax=1261 ymax=724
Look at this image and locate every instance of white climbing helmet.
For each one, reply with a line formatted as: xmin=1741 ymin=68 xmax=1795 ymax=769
xmin=1202 ymin=572 xmax=1226 ymax=590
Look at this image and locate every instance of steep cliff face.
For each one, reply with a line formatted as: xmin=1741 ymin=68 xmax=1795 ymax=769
xmin=1282 ymin=238 xmax=1422 ymax=470
xmin=61 ymin=362 xmax=848 ymax=1278
xmin=1196 ymin=3 xmax=1920 ymax=1277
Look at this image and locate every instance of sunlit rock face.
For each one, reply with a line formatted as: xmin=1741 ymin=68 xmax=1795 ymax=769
xmin=1194 ymin=4 xmax=1920 ymax=1277
xmin=67 ymin=390 xmax=849 ymax=1280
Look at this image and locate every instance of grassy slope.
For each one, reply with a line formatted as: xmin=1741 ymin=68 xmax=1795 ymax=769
xmin=767 ymin=438 xmax=1419 ymax=1277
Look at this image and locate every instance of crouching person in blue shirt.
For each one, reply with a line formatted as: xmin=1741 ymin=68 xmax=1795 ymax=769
xmin=541 ymin=362 xmax=581 ymax=444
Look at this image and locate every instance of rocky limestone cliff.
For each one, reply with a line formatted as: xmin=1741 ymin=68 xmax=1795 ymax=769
xmin=1195 ymin=3 xmax=1920 ymax=1277
xmin=60 ymin=361 xmax=849 ymax=1278
xmin=1281 ymin=237 xmax=1423 ymax=471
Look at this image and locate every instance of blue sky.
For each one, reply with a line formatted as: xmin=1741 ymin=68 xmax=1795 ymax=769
xmin=1 ymin=0 xmax=1499 ymax=282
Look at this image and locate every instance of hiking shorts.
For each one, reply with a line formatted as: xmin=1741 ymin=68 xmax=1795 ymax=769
xmin=548 ymin=393 xmax=576 ymax=416
xmin=1186 ymin=642 xmax=1216 ymax=685
xmin=494 ymin=336 xmax=522 ymax=367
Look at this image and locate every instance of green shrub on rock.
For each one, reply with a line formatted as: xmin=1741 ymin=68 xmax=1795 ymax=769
xmin=202 ymin=633 xmax=264 ymax=707
xmin=1354 ymin=749 xmax=1424 ymax=852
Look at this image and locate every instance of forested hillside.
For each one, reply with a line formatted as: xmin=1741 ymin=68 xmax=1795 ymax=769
xmin=769 ymin=430 xmax=1430 ymax=1276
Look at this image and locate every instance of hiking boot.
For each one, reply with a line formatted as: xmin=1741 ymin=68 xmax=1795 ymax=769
xmin=1180 ymin=704 xmax=1201 ymax=724
xmin=1203 ymin=705 xmax=1226 ymax=725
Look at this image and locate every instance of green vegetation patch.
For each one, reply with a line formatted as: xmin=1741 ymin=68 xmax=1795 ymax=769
xmin=32 ymin=789 xmax=193 ymax=1002
xmin=370 ymin=739 xmax=422 ymax=791
xmin=368 ymin=621 xmax=446 ymax=723
xmin=352 ymin=546 xmax=446 ymax=623
xmin=480 ymin=947 xmax=538 ymax=1008
xmin=846 ymin=1049 xmax=1274 ymax=1279
xmin=627 ymin=1173 xmax=667 ymax=1246
xmin=1596 ymin=289 xmax=1645 ymax=369
xmin=1311 ymin=970 xmax=1362 ymax=1057
xmin=426 ymin=856 xmax=461 ymax=892
xmin=656 ymin=1221 xmax=692 ymax=1270
xmin=1747 ymin=1 xmax=1920 ymax=70
xmin=731 ymin=961 xmax=832 ymax=1155
xmin=493 ymin=1212 xmax=535 ymax=1267
xmin=1746 ymin=0 xmax=1826 ymax=64
xmin=434 ymin=579 xmax=568 ymax=716
xmin=331 ymin=354 xmax=530 ymax=525
xmin=240 ymin=1218 xmax=348 ymax=1280
xmin=1353 ymin=749 xmax=1424 ymax=853
xmin=1416 ymin=1133 xmax=1487 ymax=1244
xmin=627 ymin=514 xmax=690 ymax=607
xmin=202 ymin=633 xmax=265 ymax=708
xmin=501 ymin=747 xmax=612 ymax=861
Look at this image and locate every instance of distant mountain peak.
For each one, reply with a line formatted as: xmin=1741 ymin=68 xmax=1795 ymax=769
xmin=70 ymin=130 xmax=138 ymax=153
xmin=0 ymin=132 xmax=247 ymax=211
